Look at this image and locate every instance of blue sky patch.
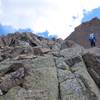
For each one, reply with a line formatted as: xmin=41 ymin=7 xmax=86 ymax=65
xmin=82 ymin=7 xmax=100 ymax=22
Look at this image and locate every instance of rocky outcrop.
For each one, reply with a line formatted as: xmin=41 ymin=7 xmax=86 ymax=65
xmin=0 ymin=56 xmax=58 ymax=100
xmin=0 ymin=32 xmax=56 ymax=48
xmin=82 ymin=53 xmax=100 ymax=88
xmin=0 ymin=32 xmax=100 ymax=100
xmin=66 ymin=17 xmax=100 ymax=48
xmin=54 ymin=45 xmax=100 ymax=100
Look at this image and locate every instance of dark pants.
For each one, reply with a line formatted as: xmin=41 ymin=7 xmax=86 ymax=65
xmin=90 ymin=39 xmax=95 ymax=47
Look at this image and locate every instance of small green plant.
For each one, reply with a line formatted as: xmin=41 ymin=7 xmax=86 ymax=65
xmin=20 ymin=35 xmax=27 ymax=41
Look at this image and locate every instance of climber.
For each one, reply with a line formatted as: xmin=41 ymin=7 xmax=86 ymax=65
xmin=89 ymin=33 xmax=96 ymax=47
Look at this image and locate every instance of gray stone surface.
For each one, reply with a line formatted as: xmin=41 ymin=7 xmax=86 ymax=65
xmin=0 ymin=33 xmax=100 ymax=100
xmin=0 ymin=56 xmax=58 ymax=100
xmin=55 ymin=46 xmax=100 ymax=100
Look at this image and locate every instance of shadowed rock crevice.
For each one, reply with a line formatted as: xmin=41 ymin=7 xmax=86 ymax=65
xmin=53 ymin=58 xmax=62 ymax=100
xmin=82 ymin=53 xmax=100 ymax=88
xmin=78 ymin=75 xmax=97 ymax=100
xmin=4 ymin=63 xmax=24 ymax=74
xmin=29 ymin=41 xmax=37 ymax=47
xmin=58 ymin=82 xmax=62 ymax=100
xmin=64 ymin=56 xmax=82 ymax=67
xmin=0 ymin=63 xmax=27 ymax=95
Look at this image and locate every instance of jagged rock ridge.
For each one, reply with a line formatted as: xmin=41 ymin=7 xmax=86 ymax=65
xmin=66 ymin=17 xmax=100 ymax=48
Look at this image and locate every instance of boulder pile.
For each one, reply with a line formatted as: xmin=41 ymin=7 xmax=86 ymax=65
xmin=0 ymin=32 xmax=100 ymax=100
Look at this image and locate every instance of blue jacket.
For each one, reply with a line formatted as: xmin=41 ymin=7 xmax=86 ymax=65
xmin=89 ymin=33 xmax=96 ymax=42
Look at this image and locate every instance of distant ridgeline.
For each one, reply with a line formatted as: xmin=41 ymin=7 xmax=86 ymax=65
xmin=0 ymin=24 xmax=32 ymax=36
xmin=0 ymin=24 xmax=57 ymax=40
xmin=37 ymin=30 xmax=58 ymax=40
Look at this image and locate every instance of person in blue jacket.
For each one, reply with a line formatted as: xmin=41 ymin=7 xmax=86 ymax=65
xmin=89 ymin=33 xmax=96 ymax=47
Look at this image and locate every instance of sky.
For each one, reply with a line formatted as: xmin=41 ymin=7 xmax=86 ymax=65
xmin=0 ymin=0 xmax=100 ymax=39
xmin=82 ymin=7 xmax=100 ymax=22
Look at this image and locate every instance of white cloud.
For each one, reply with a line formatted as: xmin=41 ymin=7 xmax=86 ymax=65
xmin=0 ymin=0 xmax=100 ymax=39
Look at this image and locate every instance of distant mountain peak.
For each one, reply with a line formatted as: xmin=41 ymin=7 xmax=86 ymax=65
xmin=82 ymin=17 xmax=100 ymax=25
xmin=88 ymin=17 xmax=100 ymax=25
xmin=91 ymin=17 xmax=100 ymax=21
xmin=66 ymin=17 xmax=100 ymax=48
